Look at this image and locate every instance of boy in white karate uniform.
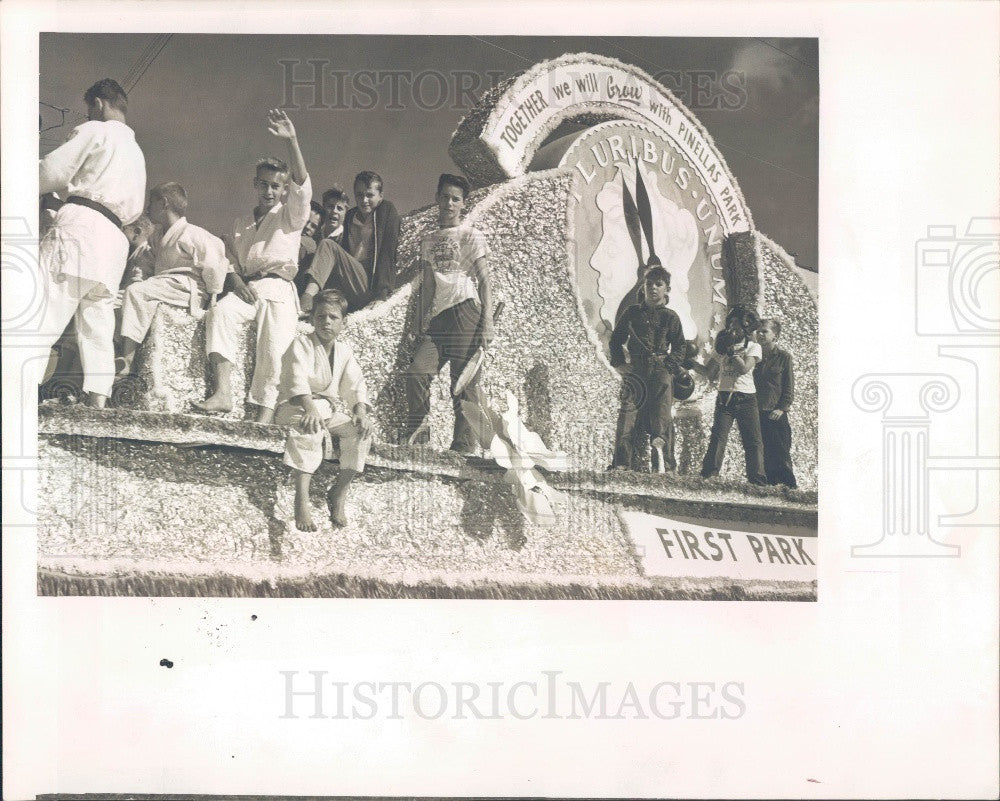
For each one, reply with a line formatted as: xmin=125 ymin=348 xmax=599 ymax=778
xmin=275 ymin=290 xmax=372 ymax=531
xmin=37 ymin=78 xmax=146 ymax=408
xmin=116 ymin=182 xmax=228 ymax=375
xmin=194 ymin=109 xmax=312 ymax=423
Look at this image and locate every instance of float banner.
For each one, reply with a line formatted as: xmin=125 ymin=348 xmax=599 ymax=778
xmin=620 ymin=510 xmax=817 ymax=582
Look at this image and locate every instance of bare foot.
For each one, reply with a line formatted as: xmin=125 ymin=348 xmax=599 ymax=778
xmin=294 ymin=496 xmax=317 ymax=532
xmin=326 ymin=493 xmax=348 ymax=527
xmin=87 ymin=392 xmax=108 ymax=409
xmin=192 ymin=392 xmax=233 ymax=413
xmin=255 ymin=406 xmax=275 ymax=424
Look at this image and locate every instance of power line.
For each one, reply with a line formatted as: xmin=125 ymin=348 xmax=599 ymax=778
xmin=752 ymin=38 xmax=818 ymax=72
xmin=122 ymin=34 xmax=165 ymax=87
xmin=708 ymin=137 xmax=817 ymax=184
xmin=590 ymin=37 xmax=818 ymax=184
xmin=124 ymin=34 xmax=172 ymax=93
xmin=39 ymin=33 xmax=174 ymax=138
xmin=470 ymin=36 xmax=533 ymax=66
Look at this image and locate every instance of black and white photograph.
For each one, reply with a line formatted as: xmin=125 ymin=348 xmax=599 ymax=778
xmin=32 ymin=33 xmax=818 ymax=600
xmin=2 ymin=2 xmax=997 ymax=799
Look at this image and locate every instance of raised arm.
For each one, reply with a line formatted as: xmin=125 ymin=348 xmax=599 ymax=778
xmin=267 ymin=109 xmax=307 ymax=186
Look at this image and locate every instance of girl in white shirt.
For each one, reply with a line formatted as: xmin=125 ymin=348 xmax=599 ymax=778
xmin=694 ymin=307 xmax=768 ymax=485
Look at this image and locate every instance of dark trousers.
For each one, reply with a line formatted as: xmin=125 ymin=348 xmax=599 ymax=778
xmin=612 ymin=367 xmax=676 ymax=471
xmin=759 ymin=411 xmax=798 ymax=488
xmin=404 ymin=299 xmax=484 ymax=451
xmin=315 ymin=241 xmax=373 ymax=312
xmin=701 ymin=391 xmax=767 ymax=484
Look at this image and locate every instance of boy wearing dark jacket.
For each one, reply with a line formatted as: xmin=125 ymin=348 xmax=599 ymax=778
xmin=609 ymin=266 xmax=686 ymax=472
xmin=301 ymin=171 xmax=400 ymax=313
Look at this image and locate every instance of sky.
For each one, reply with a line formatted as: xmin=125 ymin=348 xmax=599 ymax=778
xmin=40 ymin=34 xmax=818 ymax=269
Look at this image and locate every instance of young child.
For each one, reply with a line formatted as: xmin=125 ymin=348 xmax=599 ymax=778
xmin=609 ymin=265 xmax=686 ymax=472
xmin=275 ymin=290 xmax=372 ymax=530
xmin=402 ymin=173 xmax=493 ymax=453
xmin=193 ymin=109 xmax=312 ymax=423
xmin=753 ymin=318 xmax=798 ymax=488
xmin=695 ymin=306 xmax=768 ymax=485
xmin=116 ymin=182 xmax=229 ymax=375
xmin=338 ymin=170 xmax=401 ymax=306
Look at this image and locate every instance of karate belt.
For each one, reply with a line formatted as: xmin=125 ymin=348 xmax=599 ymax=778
xmin=65 ymin=195 xmax=122 ymax=229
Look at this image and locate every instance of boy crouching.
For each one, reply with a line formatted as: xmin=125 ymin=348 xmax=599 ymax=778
xmin=275 ymin=290 xmax=372 ymax=531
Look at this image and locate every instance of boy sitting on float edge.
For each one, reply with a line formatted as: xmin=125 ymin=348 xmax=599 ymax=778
xmin=193 ymin=109 xmax=312 ymax=423
xmin=275 ymin=289 xmax=372 ymax=531
xmin=319 ymin=185 xmax=349 ymax=244
xmin=304 ymin=171 xmax=401 ymax=312
xmin=609 ymin=265 xmax=686 ymax=472
xmin=115 ymin=182 xmax=229 ymax=375
xmin=299 ymin=184 xmax=361 ymax=313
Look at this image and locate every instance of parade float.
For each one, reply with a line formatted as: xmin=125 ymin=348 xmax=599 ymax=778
xmin=38 ymin=53 xmax=818 ymax=599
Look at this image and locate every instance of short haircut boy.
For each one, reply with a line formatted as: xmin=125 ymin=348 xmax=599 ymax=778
xmin=354 ymin=170 xmax=383 ymax=192
xmin=256 ymin=156 xmax=289 ymax=178
xmin=84 ymin=78 xmax=127 ymax=112
xmin=313 ymin=289 xmax=349 ymax=317
xmin=150 ymin=182 xmax=188 ymax=215
xmin=322 ymin=186 xmax=349 ymax=206
xmin=763 ymin=318 xmax=782 ymax=337
xmin=609 ymin=278 xmax=686 ymax=472
xmin=437 ymin=173 xmax=470 ymax=199
xmin=644 ymin=265 xmax=671 ymax=287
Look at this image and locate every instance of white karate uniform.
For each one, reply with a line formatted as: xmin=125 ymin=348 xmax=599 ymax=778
xmin=274 ymin=332 xmax=371 ymax=474
xmin=119 ymin=217 xmax=229 ymax=343
xmin=204 ymin=175 xmax=311 ymax=409
xmin=38 ymin=119 xmax=146 ymax=396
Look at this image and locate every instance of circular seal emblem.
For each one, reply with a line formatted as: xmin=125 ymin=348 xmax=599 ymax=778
xmin=561 ymin=120 xmax=733 ymax=356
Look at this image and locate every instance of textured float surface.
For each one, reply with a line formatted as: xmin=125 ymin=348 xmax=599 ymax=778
xmin=37 ymin=410 xmax=816 ymax=599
